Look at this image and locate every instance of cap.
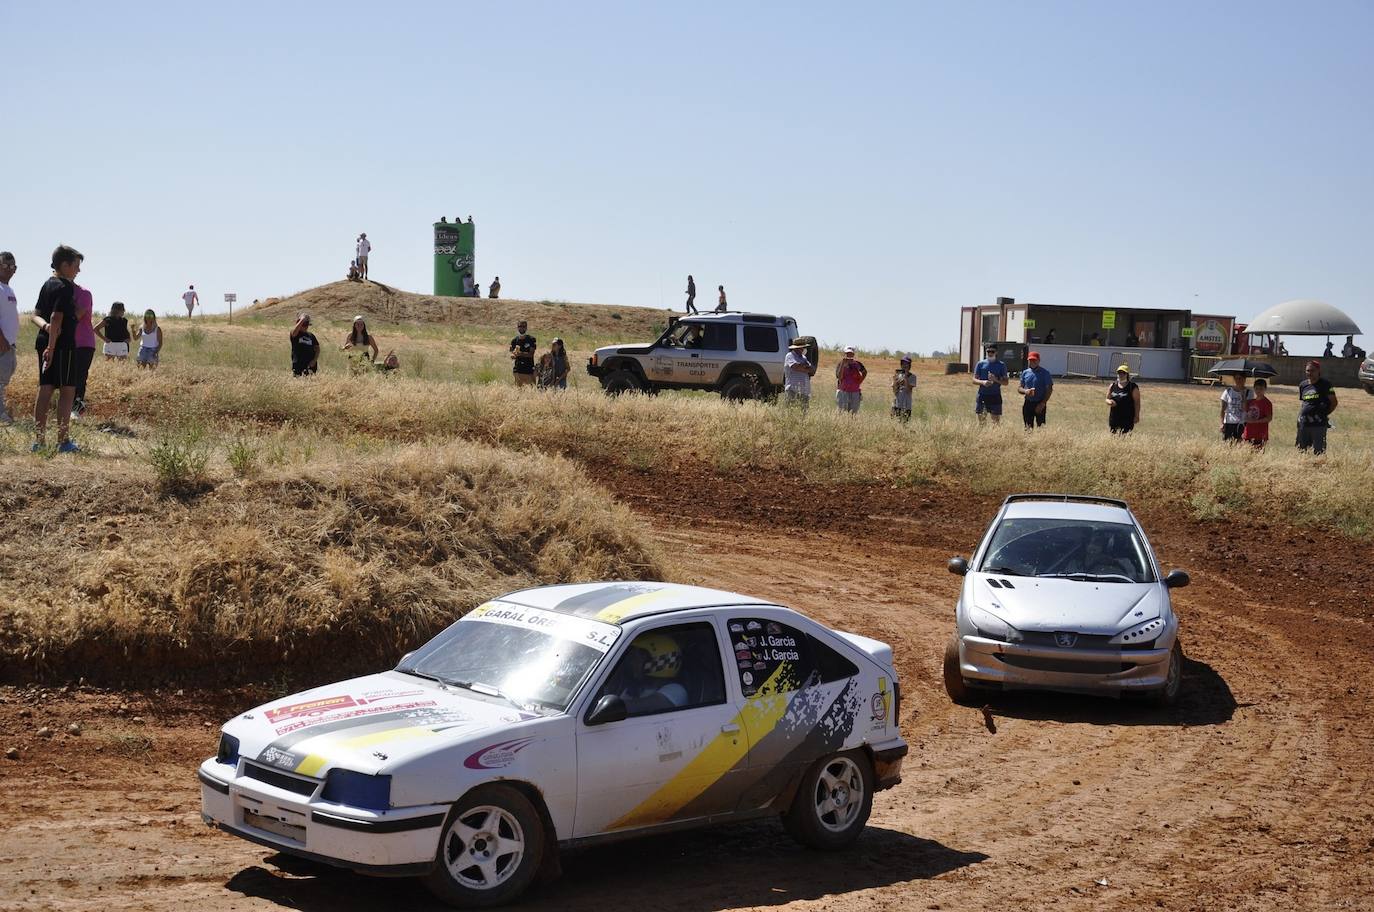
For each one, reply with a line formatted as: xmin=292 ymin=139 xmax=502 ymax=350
xmin=353 ymin=314 xmax=365 ymax=323
xmin=844 ymin=346 xmax=855 ymax=354
xmin=1305 ymin=359 xmax=1322 ymax=370
xmin=900 ymin=355 xmax=912 ymax=363
xmin=984 ymin=342 xmax=998 ymax=351
xmin=552 ymin=337 xmax=563 ymax=344
xmin=1116 ymin=364 xmax=1130 ymax=373
xmin=1028 ymin=350 xmax=1041 ymax=360
xmin=299 ymin=311 xmax=311 ymax=321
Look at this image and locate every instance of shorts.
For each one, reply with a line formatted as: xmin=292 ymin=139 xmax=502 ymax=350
xmin=836 ymin=389 xmax=862 ymax=413
xmin=975 ymin=395 xmax=1002 ymax=416
xmin=514 ymin=372 xmax=535 ymax=386
xmin=1221 ymin=423 xmax=1244 ymax=442
xmin=104 ymin=341 xmax=129 ymax=357
xmin=38 ymin=349 xmax=78 ymax=388
xmin=138 ymin=346 xmax=160 ymax=366
xmin=292 ymin=362 xmax=317 ymax=377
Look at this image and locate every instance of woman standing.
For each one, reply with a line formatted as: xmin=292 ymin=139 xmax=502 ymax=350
xmin=72 ymin=284 xmax=98 ymax=417
xmin=537 ymin=338 xmax=570 ymax=390
xmin=134 ymin=310 xmax=162 ymax=370
xmin=1106 ymin=364 xmax=1140 ymax=433
xmin=95 ymin=301 xmax=130 ymax=361
xmin=341 ymin=315 xmax=379 ymax=362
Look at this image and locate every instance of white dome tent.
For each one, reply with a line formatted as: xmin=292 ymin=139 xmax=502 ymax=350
xmin=1246 ymin=299 xmax=1362 ymax=336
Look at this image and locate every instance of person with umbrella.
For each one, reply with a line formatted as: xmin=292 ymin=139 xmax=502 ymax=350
xmin=1296 ymin=360 xmax=1337 ymax=455
xmin=1208 ymin=358 xmax=1275 ymax=444
xmin=1105 ymin=364 xmax=1140 ymax=434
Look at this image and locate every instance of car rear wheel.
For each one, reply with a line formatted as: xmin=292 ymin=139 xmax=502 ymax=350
xmin=1143 ymin=640 xmax=1183 ymax=707
xmin=720 ymin=373 xmax=764 ymax=401
xmin=943 ymin=637 xmax=982 ymax=706
xmin=602 ymin=369 xmax=645 ymax=396
xmin=1362 ymin=382 xmax=1374 ymax=396
xmin=783 ymin=750 xmax=873 ymax=849
xmin=424 ymin=784 xmax=545 ymax=908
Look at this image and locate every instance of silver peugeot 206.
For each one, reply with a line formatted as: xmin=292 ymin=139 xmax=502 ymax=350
xmin=943 ymin=494 xmax=1189 ymax=706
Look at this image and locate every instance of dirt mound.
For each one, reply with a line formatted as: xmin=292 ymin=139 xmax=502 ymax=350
xmin=0 ymin=442 xmax=665 ymax=686
xmin=246 ymin=281 xmax=673 ymax=337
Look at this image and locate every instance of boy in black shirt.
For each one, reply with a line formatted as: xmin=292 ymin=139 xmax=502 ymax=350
xmin=32 ymin=245 xmax=83 ymax=452
xmin=510 ymin=321 xmax=536 ymax=386
xmin=1296 ymin=360 xmax=1338 ymax=454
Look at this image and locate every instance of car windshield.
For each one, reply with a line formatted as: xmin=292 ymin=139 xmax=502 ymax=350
xmin=979 ymin=517 xmax=1155 ymax=583
xmin=662 ymin=322 xmax=706 ymax=348
xmin=395 ymin=602 xmax=620 ymax=714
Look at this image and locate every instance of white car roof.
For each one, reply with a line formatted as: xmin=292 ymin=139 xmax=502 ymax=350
xmin=1002 ymin=500 xmax=1135 ymax=525
xmin=500 ymin=581 xmax=776 ymax=625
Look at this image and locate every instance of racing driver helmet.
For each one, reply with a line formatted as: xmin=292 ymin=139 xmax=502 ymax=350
xmin=633 ymin=632 xmax=682 ymax=679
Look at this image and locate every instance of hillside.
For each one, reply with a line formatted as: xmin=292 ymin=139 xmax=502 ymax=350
xmin=244 ymin=280 xmax=674 ymax=338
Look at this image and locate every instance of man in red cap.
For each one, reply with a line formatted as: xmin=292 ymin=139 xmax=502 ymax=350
xmin=1017 ymin=350 xmax=1054 ymax=428
xmin=1296 ymin=360 xmax=1337 ymax=454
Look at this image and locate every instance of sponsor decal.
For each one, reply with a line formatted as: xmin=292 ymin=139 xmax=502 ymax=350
xmin=737 ymin=659 xmax=753 ymax=670
xmin=463 ymin=738 xmax=536 ymax=770
xmin=729 ymin=623 xmax=744 ymax=634
xmin=766 ymin=622 xmax=782 ymax=636
xmin=467 ymin=601 xmax=620 ymax=652
xmin=746 ymin=621 xmax=762 ymax=632
xmin=742 ymin=672 xmax=754 ymax=686
xmin=261 ymin=746 xmax=298 ymax=769
xmin=735 ymin=649 xmax=753 ymax=662
xmin=732 ymin=641 xmax=750 ymax=652
xmin=266 ymin=695 xmax=357 ymax=724
xmin=272 ymin=700 xmax=440 ymax=735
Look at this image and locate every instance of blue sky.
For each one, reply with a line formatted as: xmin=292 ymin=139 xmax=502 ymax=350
xmin=4 ymin=1 xmax=1371 ymax=354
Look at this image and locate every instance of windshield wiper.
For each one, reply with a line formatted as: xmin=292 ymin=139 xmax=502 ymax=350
xmin=396 ymin=668 xmax=450 ymax=685
xmin=981 ymin=565 xmax=1025 ymax=577
xmin=449 ymin=680 xmax=525 ymax=710
xmin=1037 ymin=572 xmax=1135 ymax=583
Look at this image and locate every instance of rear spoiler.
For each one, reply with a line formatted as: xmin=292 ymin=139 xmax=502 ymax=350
xmin=1002 ymin=493 xmax=1130 ymax=510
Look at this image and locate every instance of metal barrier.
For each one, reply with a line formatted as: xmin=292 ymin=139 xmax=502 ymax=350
xmin=1190 ymin=355 xmax=1224 ymax=384
xmin=1064 ymin=350 xmax=1101 ymax=379
xmin=1108 ymin=351 xmax=1143 ymax=377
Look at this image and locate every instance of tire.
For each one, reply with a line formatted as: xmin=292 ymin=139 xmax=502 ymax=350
xmin=942 ymin=637 xmax=979 ymax=706
xmin=1143 ymin=640 xmax=1183 ymax=708
xmin=720 ymin=373 xmax=763 ymax=402
xmin=1362 ymin=383 xmax=1374 ymax=396
xmin=783 ymin=750 xmax=874 ymax=850
xmin=601 ymin=369 xmax=644 ymax=396
xmin=423 ymin=784 xmax=545 ymax=909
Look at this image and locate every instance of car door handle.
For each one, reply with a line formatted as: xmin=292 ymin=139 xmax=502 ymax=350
xmin=720 ymin=723 xmax=740 ymax=734
xmin=691 ymin=353 xmax=699 ymax=358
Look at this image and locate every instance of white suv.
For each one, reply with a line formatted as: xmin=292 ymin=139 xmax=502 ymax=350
xmin=943 ymin=494 xmax=1190 ymax=707
xmin=587 ymin=312 xmax=809 ymax=400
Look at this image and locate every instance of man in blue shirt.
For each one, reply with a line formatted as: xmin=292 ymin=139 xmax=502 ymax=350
xmin=972 ymin=342 xmax=1008 ymax=423
xmin=1018 ymin=350 xmax=1054 ymax=428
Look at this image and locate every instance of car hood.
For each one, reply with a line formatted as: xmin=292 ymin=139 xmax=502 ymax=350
xmin=595 ymin=342 xmax=656 ymax=356
xmin=973 ymin=575 xmax=1163 ymax=634
xmin=222 ymin=670 xmax=548 ymax=778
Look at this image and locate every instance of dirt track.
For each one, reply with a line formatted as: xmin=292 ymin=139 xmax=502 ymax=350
xmin=2 ymin=468 xmax=1372 ymax=911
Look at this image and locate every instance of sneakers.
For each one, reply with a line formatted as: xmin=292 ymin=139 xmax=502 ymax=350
xmin=57 ymin=440 xmax=81 ymax=454
xmin=30 ymin=442 xmax=44 ymax=453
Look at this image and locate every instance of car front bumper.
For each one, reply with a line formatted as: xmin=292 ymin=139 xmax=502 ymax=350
xmin=198 ymin=760 xmax=447 ymax=874
xmin=957 ymin=634 xmax=1174 ymax=694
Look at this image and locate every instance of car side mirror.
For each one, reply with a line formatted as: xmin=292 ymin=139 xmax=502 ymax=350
xmin=948 ymin=557 xmax=969 ymax=576
xmin=1164 ymin=570 xmax=1190 ymax=589
xmin=585 ymin=694 xmax=628 ymax=726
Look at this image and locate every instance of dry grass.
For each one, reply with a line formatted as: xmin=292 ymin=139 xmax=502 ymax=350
xmin=0 ymin=441 xmax=665 ymax=685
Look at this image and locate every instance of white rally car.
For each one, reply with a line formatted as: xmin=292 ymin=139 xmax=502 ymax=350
xmin=200 ymin=582 xmax=908 ymax=907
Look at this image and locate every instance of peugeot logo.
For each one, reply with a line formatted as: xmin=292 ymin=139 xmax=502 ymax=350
xmin=1053 ymin=632 xmax=1078 ymax=648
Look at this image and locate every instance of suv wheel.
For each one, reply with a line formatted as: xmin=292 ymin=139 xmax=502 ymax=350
xmin=1363 ymin=382 xmax=1374 ymax=396
xmin=720 ymin=373 xmax=764 ymax=402
xmin=602 ymin=369 xmax=645 ymax=396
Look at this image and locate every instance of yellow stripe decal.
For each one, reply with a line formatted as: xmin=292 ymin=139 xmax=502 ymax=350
xmin=593 ymin=587 xmax=679 ymax=623
xmin=293 ymin=726 xmax=442 ymax=776
xmin=608 ymin=664 xmax=793 ymax=830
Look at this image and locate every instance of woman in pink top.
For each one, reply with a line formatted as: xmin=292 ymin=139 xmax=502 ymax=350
xmin=72 ymin=285 xmax=98 ymax=417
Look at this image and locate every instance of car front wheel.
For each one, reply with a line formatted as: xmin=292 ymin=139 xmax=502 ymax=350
xmin=1143 ymin=640 xmax=1183 ymax=707
xmin=602 ymin=369 xmax=645 ymax=395
xmin=424 ymin=784 xmax=545 ymax=908
xmin=783 ymin=750 xmax=873 ymax=849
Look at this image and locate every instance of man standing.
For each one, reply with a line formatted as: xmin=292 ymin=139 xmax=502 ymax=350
xmin=891 ymin=355 xmax=917 ymax=421
xmin=834 ymin=346 xmax=866 ymax=413
xmin=289 ymin=312 xmax=320 ymax=376
xmin=356 ymin=233 xmax=371 ymax=280
xmin=685 ymin=275 xmax=697 ymax=314
xmin=1018 ymin=350 xmax=1054 ymax=428
xmin=716 ymin=285 xmax=728 ymax=313
xmin=489 ymin=276 xmax=501 ymax=299
xmin=783 ymin=339 xmax=814 ymax=411
xmin=972 ymin=342 xmax=1008 ymax=423
xmin=0 ymin=251 xmax=18 ymax=424
xmin=510 ymin=320 xmax=537 ymax=386
xmin=33 ymin=245 xmax=83 ymax=452
xmin=182 ymin=284 xmax=199 ymax=318
xmin=1296 ymin=360 xmax=1337 ymax=454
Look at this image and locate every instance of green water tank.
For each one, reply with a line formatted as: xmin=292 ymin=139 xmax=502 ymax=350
xmin=433 ymin=220 xmax=476 ymax=297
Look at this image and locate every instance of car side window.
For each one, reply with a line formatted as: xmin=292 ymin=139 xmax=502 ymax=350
xmin=743 ymin=326 xmax=779 ymax=353
xmin=728 ymin=619 xmax=860 ymax=697
xmin=702 ymin=324 xmax=738 ymax=352
xmin=594 ymin=622 xmax=726 ymax=718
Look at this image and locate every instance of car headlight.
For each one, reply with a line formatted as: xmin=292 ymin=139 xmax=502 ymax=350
xmin=216 ymin=732 xmax=240 ymax=766
xmin=968 ymin=604 xmax=1017 ymax=642
xmin=1109 ymin=616 xmax=1167 ymax=647
xmin=321 ymin=769 xmax=392 ymax=810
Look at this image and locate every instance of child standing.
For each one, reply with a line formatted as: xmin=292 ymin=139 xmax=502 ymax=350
xmin=891 ymin=355 xmax=917 ymax=421
xmin=134 ymin=310 xmax=162 ymax=370
xmin=95 ymin=301 xmax=130 ymax=361
xmin=1219 ymin=375 xmax=1251 ymax=443
xmin=1243 ymin=378 xmax=1273 ymax=449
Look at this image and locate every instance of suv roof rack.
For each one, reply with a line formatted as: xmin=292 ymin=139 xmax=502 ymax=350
xmin=1002 ymin=493 xmax=1131 ymax=510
